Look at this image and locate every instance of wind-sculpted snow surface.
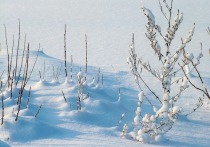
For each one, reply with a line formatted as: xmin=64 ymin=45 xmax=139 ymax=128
xmin=0 ymin=49 xmax=208 ymax=146
xmin=0 ymin=50 xmax=139 ymax=146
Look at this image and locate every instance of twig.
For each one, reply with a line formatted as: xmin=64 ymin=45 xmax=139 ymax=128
xmin=70 ymin=55 xmax=73 ymax=80
xmin=118 ymin=88 xmax=121 ymax=101
xmin=206 ymin=27 xmax=210 ymax=35
xmin=9 ymin=35 xmax=15 ymax=80
xmin=61 ymin=90 xmax=67 ymax=103
xmin=168 ymin=0 xmax=174 ymax=28
xmin=26 ymin=86 xmax=31 ymax=108
xmin=42 ymin=61 xmax=45 ymax=80
xmin=15 ymin=20 xmax=21 ymax=79
xmin=56 ymin=64 xmax=62 ymax=81
xmin=85 ymin=34 xmax=88 ymax=80
xmin=15 ymin=101 xmax=21 ymax=121
xmin=10 ymin=70 xmax=15 ymax=99
xmin=16 ymin=33 xmax=26 ymax=85
xmin=53 ymin=66 xmax=55 ymax=80
xmin=39 ymin=71 xmax=42 ymax=80
xmin=180 ymin=64 xmax=210 ymax=98
xmin=23 ymin=43 xmax=30 ymax=86
xmin=4 ymin=24 xmax=11 ymax=88
xmin=35 ymin=105 xmax=42 ymax=117
xmin=186 ymin=96 xmax=204 ymax=116
xmin=25 ymin=43 xmax=40 ymax=85
xmin=101 ymin=74 xmax=104 ymax=86
xmin=117 ymin=113 xmax=126 ymax=127
xmin=133 ymin=60 xmax=161 ymax=103
xmin=64 ymin=24 xmax=68 ymax=78
xmin=158 ymin=0 xmax=168 ymax=21
xmin=1 ymin=94 xmax=4 ymax=125
xmin=97 ymin=68 xmax=100 ymax=84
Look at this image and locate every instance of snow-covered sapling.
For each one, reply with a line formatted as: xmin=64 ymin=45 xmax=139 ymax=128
xmin=127 ymin=0 xmax=209 ymax=143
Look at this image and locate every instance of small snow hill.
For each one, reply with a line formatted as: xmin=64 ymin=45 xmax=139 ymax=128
xmin=0 ymin=49 xmax=210 ymax=147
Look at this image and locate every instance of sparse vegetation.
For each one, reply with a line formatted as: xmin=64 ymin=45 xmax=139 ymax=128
xmin=0 ymin=1 xmax=210 ymax=146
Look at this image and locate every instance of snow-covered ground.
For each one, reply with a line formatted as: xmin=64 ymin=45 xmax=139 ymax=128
xmin=0 ymin=0 xmax=210 ymax=146
xmin=0 ymin=49 xmax=209 ymax=147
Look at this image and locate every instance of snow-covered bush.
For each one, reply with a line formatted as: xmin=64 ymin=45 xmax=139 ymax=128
xmin=127 ymin=0 xmax=209 ymax=143
xmin=77 ymin=71 xmax=89 ymax=110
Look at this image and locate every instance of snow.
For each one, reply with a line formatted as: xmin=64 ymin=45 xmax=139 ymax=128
xmin=0 ymin=0 xmax=210 ymax=146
